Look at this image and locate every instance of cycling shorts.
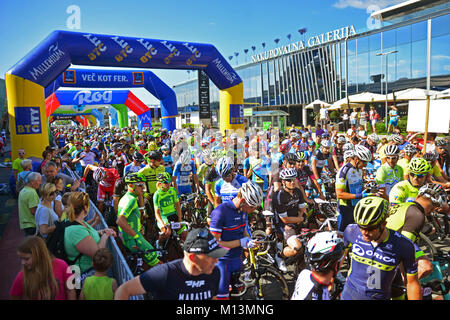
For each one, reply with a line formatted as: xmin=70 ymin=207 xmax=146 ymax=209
xmin=97 ymin=185 xmax=114 ymax=202
xmin=216 ymin=257 xmax=243 ymax=300
xmin=337 ymin=204 xmax=355 ymax=233
xmin=389 ymin=119 xmax=398 ymax=126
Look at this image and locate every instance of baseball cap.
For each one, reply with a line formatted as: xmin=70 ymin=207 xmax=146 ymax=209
xmin=183 ymin=228 xmax=228 ymax=258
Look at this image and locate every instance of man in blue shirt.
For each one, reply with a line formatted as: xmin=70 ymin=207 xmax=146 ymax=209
xmin=214 ymin=157 xmax=248 ymax=207
xmin=172 ymin=150 xmax=199 ymax=195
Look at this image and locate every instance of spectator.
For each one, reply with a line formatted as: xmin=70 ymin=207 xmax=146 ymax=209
xmin=350 ymin=108 xmax=358 ymax=126
xmin=359 ymin=106 xmax=368 ymax=131
xmin=60 ymin=192 xmax=73 ymax=222
xmin=47 ymin=176 xmax=64 ymax=218
xmin=80 ymin=248 xmax=117 ymax=300
xmin=9 ymin=236 xmax=76 ymax=300
xmin=356 ymin=125 xmax=367 ymax=140
xmin=39 ymin=150 xmax=53 ymax=174
xmin=12 ymin=148 xmax=26 ymax=181
xmin=341 ymin=109 xmax=350 ymax=132
xmin=64 ymin=192 xmax=116 ymax=288
xmin=369 ymin=106 xmax=379 ymax=133
xmin=319 ymin=105 xmax=329 ymax=131
xmin=18 ymin=172 xmax=41 ymax=236
xmin=35 ymin=183 xmax=59 ymax=239
xmin=42 ymin=161 xmax=80 ymax=191
xmin=15 ymin=159 xmax=33 ymax=195
xmin=346 ymin=124 xmax=356 ymax=141
xmin=315 ymin=124 xmax=325 ymax=141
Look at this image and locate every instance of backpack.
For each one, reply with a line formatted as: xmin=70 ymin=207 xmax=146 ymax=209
xmin=46 ymin=220 xmax=82 ymax=265
xmin=16 ymin=171 xmax=31 ymax=194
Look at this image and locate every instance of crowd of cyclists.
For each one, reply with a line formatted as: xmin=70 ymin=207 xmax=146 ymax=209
xmin=10 ymin=117 xmax=450 ymax=300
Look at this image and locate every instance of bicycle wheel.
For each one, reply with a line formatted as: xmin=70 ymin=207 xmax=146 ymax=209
xmin=243 ymin=265 xmax=290 ymax=300
xmin=418 ymin=232 xmax=437 ymax=261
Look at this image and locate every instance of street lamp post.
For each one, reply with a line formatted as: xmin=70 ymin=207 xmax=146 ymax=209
xmin=376 ymin=50 xmax=398 ymax=128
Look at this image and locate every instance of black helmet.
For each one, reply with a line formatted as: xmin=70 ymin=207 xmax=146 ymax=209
xmin=112 ymin=142 xmax=122 ymax=150
xmin=132 ymin=152 xmax=145 ymax=162
xmin=146 ymin=150 xmax=163 ymax=161
xmin=284 ymin=152 xmax=299 ymax=163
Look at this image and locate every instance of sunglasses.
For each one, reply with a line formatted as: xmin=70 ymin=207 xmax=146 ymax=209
xmin=358 ymin=224 xmax=379 ymax=232
xmin=410 ymin=172 xmax=426 ymax=179
xmin=386 ymin=156 xmax=398 ymax=160
xmin=288 ymin=162 xmax=297 ymax=166
xmin=49 ymin=191 xmax=58 ymax=196
xmin=284 ymin=178 xmax=296 ymax=183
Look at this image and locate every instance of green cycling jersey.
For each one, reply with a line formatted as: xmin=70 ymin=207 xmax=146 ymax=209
xmin=153 ymin=186 xmax=179 ymax=221
xmin=375 ymin=163 xmax=404 ymax=195
xmin=389 ymin=179 xmax=418 ymax=205
xmin=117 ymin=192 xmax=142 ymax=242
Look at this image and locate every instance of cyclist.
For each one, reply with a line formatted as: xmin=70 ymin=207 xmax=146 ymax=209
xmin=360 ymin=133 xmax=379 ymax=159
xmin=82 ymin=164 xmax=120 ymax=214
xmin=435 ymin=138 xmax=450 ymax=180
xmin=172 ymin=150 xmax=199 ymax=196
xmin=335 ymin=144 xmax=373 ymax=232
xmin=311 ymin=140 xmax=335 ymax=181
xmin=423 ymin=151 xmax=450 ymax=189
xmin=341 ymin=196 xmax=421 ymax=300
xmin=272 ymin=168 xmax=307 ymax=272
xmin=296 ymin=151 xmax=325 ymax=201
xmin=153 ymin=172 xmax=187 ymax=244
xmin=214 ymin=156 xmax=248 ymax=207
xmin=291 ymin=231 xmax=345 ymax=300
xmin=386 ymin=183 xmax=446 ymax=280
xmin=398 ymin=144 xmax=418 ymax=180
xmin=375 ymin=145 xmax=404 ymax=199
xmin=243 ymin=143 xmax=272 ymax=194
xmin=137 ymin=140 xmax=148 ymax=156
xmin=209 ymin=181 xmax=264 ymax=300
xmin=116 ymin=173 xmax=161 ymax=268
xmin=197 ymin=149 xmax=215 ymax=193
xmin=160 ymin=144 xmax=174 ymax=175
xmin=331 ymin=136 xmax=346 ymax=171
xmin=389 ymin=157 xmax=431 ymax=205
xmin=111 ymin=142 xmax=129 ymax=177
xmin=123 ymin=152 xmax=145 ymax=176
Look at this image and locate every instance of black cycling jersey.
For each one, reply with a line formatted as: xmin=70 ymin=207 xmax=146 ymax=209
xmin=272 ymin=188 xmax=305 ymax=229
xmin=296 ymin=165 xmax=314 ymax=187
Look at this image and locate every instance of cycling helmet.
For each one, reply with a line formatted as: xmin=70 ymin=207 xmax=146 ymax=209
xmin=354 ymin=144 xmax=372 ymax=162
xmin=308 ymin=140 xmax=316 ymax=146
xmin=390 ymin=134 xmax=403 ymax=144
xmin=202 ymin=149 xmax=214 ymax=166
xmin=321 ymin=132 xmax=330 ymax=139
xmin=418 ymin=183 xmax=446 ymax=206
xmin=353 ymin=196 xmax=389 ymax=228
xmin=178 ymin=150 xmax=191 ymax=165
xmin=302 ymin=133 xmax=309 ymax=139
xmin=147 ymin=150 xmax=163 ymax=161
xmin=384 ymin=145 xmax=400 ymax=157
xmin=240 ymin=181 xmax=264 ymax=207
xmin=321 ymin=140 xmax=332 ymax=149
xmin=201 ymin=139 xmax=210 ymax=147
xmin=205 ymin=167 xmax=220 ymax=183
xmin=124 ymin=172 xmax=145 ymax=184
xmin=157 ymin=172 xmax=172 ymax=184
xmin=403 ymin=144 xmax=417 ymax=155
xmin=284 ymin=152 xmax=299 ymax=163
xmin=112 ymin=142 xmax=122 ymax=150
xmin=337 ymin=136 xmax=347 ymax=145
xmin=132 ymin=152 xmax=145 ymax=162
xmin=408 ymin=157 xmax=431 ymax=175
xmin=344 ymin=149 xmax=356 ymax=161
xmin=343 ymin=143 xmax=355 ymax=152
xmin=93 ymin=167 xmax=106 ymax=183
xmin=291 ymin=132 xmax=300 ymax=140
xmin=423 ymin=151 xmax=439 ymax=163
xmin=305 ymin=231 xmax=345 ymax=273
xmin=137 ymin=140 xmax=146 ymax=147
xmin=279 ymin=143 xmax=288 ymax=153
xmin=364 ymin=181 xmax=378 ymax=192
xmin=368 ymin=133 xmax=380 ymax=144
xmin=160 ymin=144 xmax=170 ymax=151
xmin=296 ymin=151 xmax=307 ymax=161
xmin=216 ymin=156 xmax=235 ymax=178
xmin=279 ymin=168 xmax=298 ymax=180
xmin=435 ymin=138 xmax=447 ymax=148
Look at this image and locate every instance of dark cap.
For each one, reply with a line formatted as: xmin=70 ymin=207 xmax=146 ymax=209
xmin=183 ymin=228 xmax=228 ymax=258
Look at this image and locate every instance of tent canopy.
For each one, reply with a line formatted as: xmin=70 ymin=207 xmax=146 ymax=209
xmin=388 ymin=88 xmax=440 ymax=100
xmin=347 ymin=91 xmax=386 ymax=103
xmin=304 ymin=99 xmax=331 ymax=110
xmin=433 ymin=88 xmax=450 ymax=99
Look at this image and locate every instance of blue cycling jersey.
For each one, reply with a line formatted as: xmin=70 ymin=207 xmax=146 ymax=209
xmin=173 ymin=160 xmax=196 ymax=195
xmin=214 ymin=174 xmax=248 ymax=203
xmin=209 ymin=201 xmax=247 ymax=260
xmin=342 ymin=224 xmax=418 ymax=300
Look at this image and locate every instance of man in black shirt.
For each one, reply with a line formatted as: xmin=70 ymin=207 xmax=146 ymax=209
xmin=114 ymin=228 xmax=227 ymax=300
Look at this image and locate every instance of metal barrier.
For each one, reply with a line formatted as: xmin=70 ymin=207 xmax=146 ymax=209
xmin=64 ymin=167 xmax=144 ymax=300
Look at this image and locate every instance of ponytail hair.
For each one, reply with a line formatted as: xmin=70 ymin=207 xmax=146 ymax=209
xmin=68 ymin=192 xmax=90 ymax=222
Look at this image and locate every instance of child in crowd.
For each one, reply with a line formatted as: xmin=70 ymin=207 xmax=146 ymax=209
xmin=80 ymin=248 xmax=117 ymax=300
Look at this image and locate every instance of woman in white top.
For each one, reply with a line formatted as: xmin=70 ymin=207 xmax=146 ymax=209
xmin=35 ymin=183 xmax=59 ymax=239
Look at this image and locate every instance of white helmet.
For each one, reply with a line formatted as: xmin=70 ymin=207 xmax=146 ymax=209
xmin=216 ymin=156 xmax=234 ymax=178
xmin=305 ymin=231 xmax=345 ymax=272
xmin=343 ymin=143 xmax=355 ymax=152
xmin=418 ymin=183 xmax=446 ymax=206
xmin=354 ymin=145 xmax=372 ymax=162
xmin=390 ymin=134 xmax=403 ymax=145
xmin=240 ymin=181 xmax=263 ymax=207
xmin=202 ymin=149 xmax=214 ymax=166
xmin=385 ymin=145 xmax=400 ymax=157
xmin=344 ymin=149 xmax=356 ymax=161
xmin=368 ymin=133 xmax=380 ymax=144
xmin=321 ymin=140 xmax=332 ymax=149
xmin=337 ymin=136 xmax=347 ymax=144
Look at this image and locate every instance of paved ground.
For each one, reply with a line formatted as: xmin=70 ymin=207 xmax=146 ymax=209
xmin=0 ymin=138 xmax=23 ymax=300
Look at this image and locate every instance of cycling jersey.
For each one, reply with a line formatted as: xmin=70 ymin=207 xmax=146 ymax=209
xmin=291 ymin=269 xmax=331 ymax=300
xmin=333 ymin=148 xmax=344 ymax=167
xmin=386 ymin=202 xmax=426 ymax=245
xmin=388 ymin=179 xmax=418 ymax=205
xmin=375 ymin=163 xmax=404 ymax=195
xmin=198 ymin=163 xmax=214 ymax=186
xmin=336 ymin=162 xmax=363 ymax=207
xmin=429 ymin=164 xmax=442 ymax=178
xmin=173 ymin=160 xmax=196 ymax=195
xmin=296 ymin=165 xmax=315 ymax=187
xmin=342 ymin=224 xmax=418 ymax=300
xmin=98 ymin=168 xmax=120 ymax=189
xmin=397 ymin=158 xmax=410 ymax=176
xmin=153 ymin=186 xmax=179 ymax=228
xmin=214 ymin=174 xmax=248 ymax=203
xmin=123 ymin=163 xmax=145 ymax=176
xmin=312 ymin=150 xmax=332 ymax=175
xmin=272 ymin=188 xmax=305 ymax=230
xmin=138 ymin=165 xmax=166 ymax=195
xmin=162 ymin=155 xmax=174 ymax=175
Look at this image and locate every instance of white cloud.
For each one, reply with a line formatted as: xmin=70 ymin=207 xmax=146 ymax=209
xmin=333 ymin=0 xmax=405 ymax=10
xmin=444 ymin=65 xmax=450 ymax=71
xmin=433 ymin=55 xmax=450 ymax=60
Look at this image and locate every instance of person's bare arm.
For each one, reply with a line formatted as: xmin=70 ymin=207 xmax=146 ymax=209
xmin=115 ymin=276 xmax=146 ymax=300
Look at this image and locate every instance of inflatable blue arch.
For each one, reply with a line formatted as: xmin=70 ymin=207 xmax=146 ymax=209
xmin=6 ymin=30 xmax=243 ymax=159
xmin=46 ymin=68 xmax=174 ymax=130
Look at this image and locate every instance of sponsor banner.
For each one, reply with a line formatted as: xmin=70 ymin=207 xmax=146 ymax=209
xmin=198 ymin=70 xmax=210 ymax=119
xmin=15 ymin=107 xmax=42 ymax=135
xmin=229 ymin=104 xmax=243 ymax=125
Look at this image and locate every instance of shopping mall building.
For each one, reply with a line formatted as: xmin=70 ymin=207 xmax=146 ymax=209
xmin=173 ymin=0 xmax=450 ymax=129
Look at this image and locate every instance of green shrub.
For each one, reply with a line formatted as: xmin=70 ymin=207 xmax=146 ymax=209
xmin=329 ymin=111 xmax=340 ymax=121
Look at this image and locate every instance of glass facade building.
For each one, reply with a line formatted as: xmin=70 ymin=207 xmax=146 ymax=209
xmin=173 ymin=5 xmax=450 ymax=126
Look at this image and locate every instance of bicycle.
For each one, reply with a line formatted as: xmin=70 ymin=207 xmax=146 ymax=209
xmin=230 ymin=233 xmax=290 ymax=300
xmin=103 ymin=193 xmax=117 ymax=229
xmin=419 ymin=249 xmax=450 ymax=300
xmin=425 ymin=210 xmax=449 ymax=242
xmin=158 ymin=221 xmax=190 ymax=263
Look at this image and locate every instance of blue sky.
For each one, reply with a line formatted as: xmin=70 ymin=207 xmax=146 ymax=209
xmin=0 ymin=0 xmax=404 ymax=104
